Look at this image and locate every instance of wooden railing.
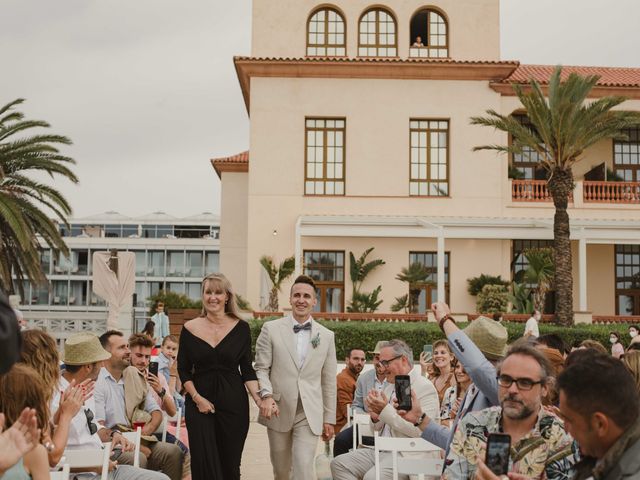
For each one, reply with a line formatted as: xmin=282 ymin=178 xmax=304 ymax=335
xmin=511 ymin=180 xmax=552 ymax=202
xmin=592 ymin=315 xmax=640 ymax=324
xmin=583 ymin=181 xmax=640 ymax=204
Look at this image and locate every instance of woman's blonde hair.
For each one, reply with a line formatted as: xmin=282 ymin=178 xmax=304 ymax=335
xmin=623 ymin=351 xmax=640 ymax=392
xmin=0 ymin=364 xmax=49 ymax=439
xmin=19 ymin=329 xmax=60 ymax=403
xmin=431 ymin=339 xmax=454 ymax=377
xmin=200 ymin=273 xmax=242 ymax=321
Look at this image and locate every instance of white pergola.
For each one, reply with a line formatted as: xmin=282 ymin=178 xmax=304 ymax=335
xmin=294 ymin=214 xmax=640 ymax=312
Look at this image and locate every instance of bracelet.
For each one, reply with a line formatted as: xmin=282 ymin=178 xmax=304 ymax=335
xmin=438 ymin=314 xmax=455 ymax=331
xmin=414 ymin=413 xmax=427 ymax=427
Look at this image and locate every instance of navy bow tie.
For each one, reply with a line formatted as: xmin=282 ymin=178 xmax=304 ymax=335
xmin=293 ymin=323 xmax=312 ymax=333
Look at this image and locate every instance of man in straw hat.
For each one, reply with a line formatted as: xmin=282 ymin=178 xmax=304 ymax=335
xmin=51 ymin=332 xmax=170 ymax=479
xmin=332 ymin=340 xmax=389 ymax=457
xmin=400 ymin=302 xmax=508 ymax=455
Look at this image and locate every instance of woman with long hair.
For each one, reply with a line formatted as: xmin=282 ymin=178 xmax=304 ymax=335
xmin=420 ymin=339 xmax=456 ymax=405
xmin=440 ymin=360 xmax=472 ymax=428
xmin=0 ymin=364 xmax=51 ymax=479
xmin=623 ymin=351 xmax=640 ymax=393
xmin=610 ymin=331 xmax=625 ymax=359
xmin=177 ymin=273 xmax=262 ymax=479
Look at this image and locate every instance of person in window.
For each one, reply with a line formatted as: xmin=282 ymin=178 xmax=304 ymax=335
xmin=412 ymin=36 xmax=424 ymax=47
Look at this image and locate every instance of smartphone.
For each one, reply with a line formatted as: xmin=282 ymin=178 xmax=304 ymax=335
xmin=394 ymin=375 xmax=412 ymax=410
xmin=148 ymin=361 xmax=159 ymax=377
xmin=422 ymin=344 xmax=433 ymax=363
xmin=485 ymin=433 xmax=511 ymax=475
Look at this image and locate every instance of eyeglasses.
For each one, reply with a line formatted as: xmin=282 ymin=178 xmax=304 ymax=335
xmin=497 ymin=374 xmax=544 ymax=391
xmin=379 ymin=355 xmax=403 ymax=368
xmin=84 ymin=408 xmax=98 ymax=435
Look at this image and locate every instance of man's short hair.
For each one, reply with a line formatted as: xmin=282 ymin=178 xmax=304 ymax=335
xmin=99 ymin=330 xmax=123 ymax=349
xmin=498 ymin=340 xmax=552 ymax=383
xmin=537 ymin=334 xmax=567 ymax=355
xmin=129 ymin=333 xmax=154 ymax=349
xmin=579 ymin=339 xmax=607 ymax=355
xmin=162 ymin=335 xmax=178 ymax=346
xmin=292 ymin=275 xmax=316 ymax=291
xmin=345 ymin=348 xmax=365 ymax=359
xmin=380 ymin=339 xmax=413 ymax=366
xmin=558 ymin=349 xmax=639 ymax=428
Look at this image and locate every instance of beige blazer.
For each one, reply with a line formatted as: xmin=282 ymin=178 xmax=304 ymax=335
xmin=254 ymin=315 xmax=337 ymax=435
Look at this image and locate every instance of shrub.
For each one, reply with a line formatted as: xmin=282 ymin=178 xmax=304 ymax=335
xmin=147 ymin=290 xmax=201 ymax=316
xmin=476 ymin=284 xmax=509 ymax=314
xmin=467 ymin=274 xmax=509 ymax=296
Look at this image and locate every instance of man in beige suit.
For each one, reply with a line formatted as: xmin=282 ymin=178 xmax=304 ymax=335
xmin=255 ymin=275 xmax=337 ymax=480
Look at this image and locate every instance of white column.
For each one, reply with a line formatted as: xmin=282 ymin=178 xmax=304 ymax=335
xmin=578 ymin=231 xmax=587 ymax=311
xmin=437 ymin=229 xmax=445 ymax=304
xmin=294 ymin=217 xmax=302 ymax=277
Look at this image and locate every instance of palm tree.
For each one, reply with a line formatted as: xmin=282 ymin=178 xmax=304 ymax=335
xmin=347 ymin=247 xmax=385 ymax=313
xmin=521 ymin=248 xmax=554 ymax=314
xmin=0 ymin=98 xmax=78 ymax=297
xmin=394 ymin=262 xmax=430 ymax=313
xmin=471 ymin=67 xmax=640 ymax=325
xmin=259 ymin=255 xmax=295 ymax=312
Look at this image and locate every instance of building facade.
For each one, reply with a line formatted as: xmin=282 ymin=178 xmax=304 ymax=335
xmin=214 ymin=0 xmax=640 ymax=316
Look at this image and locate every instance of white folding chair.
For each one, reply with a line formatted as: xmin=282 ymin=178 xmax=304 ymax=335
xmin=121 ymin=427 xmax=142 ymax=468
xmin=374 ymin=433 xmax=443 ymax=480
xmin=50 ymin=464 xmax=70 ymax=480
xmin=161 ymin=407 xmax=182 ymax=443
xmin=352 ymin=413 xmax=374 ymax=450
xmin=345 ymin=403 xmax=353 ymax=428
xmin=62 ymin=441 xmax=112 ymax=480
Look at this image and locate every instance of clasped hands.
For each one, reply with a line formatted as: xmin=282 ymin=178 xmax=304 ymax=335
xmin=258 ymin=396 xmax=280 ymax=420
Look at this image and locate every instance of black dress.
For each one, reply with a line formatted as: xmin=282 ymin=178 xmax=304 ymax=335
xmin=177 ymin=320 xmax=257 ymax=480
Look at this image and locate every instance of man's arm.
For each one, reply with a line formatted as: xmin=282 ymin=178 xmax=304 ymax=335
xmin=143 ymin=392 xmax=162 ymax=435
xmin=254 ymin=322 xmax=274 ymax=396
xmin=441 ymin=420 xmax=472 ymax=480
xmin=379 ymin=379 xmax=439 ymax=438
xmin=352 ymin=373 xmax=368 ymax=414
xmin=321 ymin=332 xmax=337 ymax=425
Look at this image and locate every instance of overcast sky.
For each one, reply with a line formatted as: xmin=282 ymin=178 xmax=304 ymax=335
xmin=1 ymin=0 xmax=639 ymax=219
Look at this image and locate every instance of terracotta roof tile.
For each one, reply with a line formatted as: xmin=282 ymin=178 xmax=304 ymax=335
xmin=211 ymin=151 xmax=249 ymax=165
xmin=503 ymin=64 xmax=640 ymax=88
xmin=210 ymin=151 xmax=249 ymax=178
xmin=234 ymin=55 xmax=519 ymax=67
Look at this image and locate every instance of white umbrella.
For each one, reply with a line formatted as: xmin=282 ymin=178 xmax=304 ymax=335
xmin=92 ymin=251 xmax=135 ymax=330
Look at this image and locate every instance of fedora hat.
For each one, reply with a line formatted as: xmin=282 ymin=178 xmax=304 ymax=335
xmin=463 ymin=316 xmax=508 ymax=361
xmin=368 ymin=341 xmax=386 ymax=355
xmin=62 ymin=333 xmax=111 ymax=365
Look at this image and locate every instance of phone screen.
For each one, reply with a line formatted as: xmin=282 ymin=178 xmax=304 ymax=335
xmin=485 ymin=433 xmax=511 ymax=475
xmin=423 ymin=344 xmax=433 ymax=362
xmin=148 ymin=361 xmax=159 ymax=377
xmin=394 ymin=375 xmax=412 ymax=410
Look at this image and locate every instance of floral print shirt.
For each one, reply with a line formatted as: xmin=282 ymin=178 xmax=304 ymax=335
xmin=442 ymin=406 xmax=579 ymax=480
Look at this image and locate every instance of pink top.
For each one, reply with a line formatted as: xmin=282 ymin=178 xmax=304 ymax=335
xmin=612 ymin=342 xmax=625 ymax=359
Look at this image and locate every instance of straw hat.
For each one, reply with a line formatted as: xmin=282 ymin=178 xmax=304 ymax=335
xmin=368 ymin=341 xmax=387 ymax=355
xmin=62 ymin=333 xmax=111 ymax=365
xmin=463 ymin=316 xmax=508 ymax=361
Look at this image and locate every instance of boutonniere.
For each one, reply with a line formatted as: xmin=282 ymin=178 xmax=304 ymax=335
xmin=311 ymin=332 xmax=321 ymax=349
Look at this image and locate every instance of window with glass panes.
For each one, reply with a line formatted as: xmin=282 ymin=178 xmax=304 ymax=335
xmin=305 ymin=118 xmax=345 ymax=195
xmin=304 ymin=251 xmax=344 ymax=312
xmin=511 ymin=240 xmax=553 ymax=282
xmin=358 ymin=9 xmax=397 ymax=57
xmin=614 ymin=128 xmax=640 ymax=182
xmin=307 ymin=8 xmax=346 ymax=56
xmin=409 ymin=120 xmax=449 ymax=196
xmin=616 ymin=245 xmax=640 ymax=315
xmin=409 ymin=252 xmax=450 ymax=312
xmin=409 ymin=9 xmax=448 ymax=58
xmin=511 ymin=115 xmax=544 ymax=179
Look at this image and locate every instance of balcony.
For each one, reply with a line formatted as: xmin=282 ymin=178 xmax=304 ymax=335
xmin=511 ymin=180 xmax=553 ymax=202
xmin=583 ymin=181 xmax=640 ymax=204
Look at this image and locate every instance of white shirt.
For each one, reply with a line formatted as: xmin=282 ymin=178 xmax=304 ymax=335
xmin=525 ymin=316 xmax=540 ymax=337
xmin=51 ymin=376 xmax=104 ymax=450
xmin=292 ymin=317 xmax=312 ymax=368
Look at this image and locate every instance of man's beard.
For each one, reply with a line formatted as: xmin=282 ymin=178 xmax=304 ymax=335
xmin=501 ymin=396 xmax=535 ymax=420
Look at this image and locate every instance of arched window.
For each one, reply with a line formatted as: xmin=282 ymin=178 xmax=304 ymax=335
xmin=307 ymin=7 xmax=346 ymax=57
xmin=409 ymin=8 xmax=448 ymax=58
xmin=358 ymin=8 xmax=397 ymax=57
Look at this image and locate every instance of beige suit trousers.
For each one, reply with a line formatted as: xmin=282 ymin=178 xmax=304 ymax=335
xmin=267 ymin=397 xmax=319 ymax=480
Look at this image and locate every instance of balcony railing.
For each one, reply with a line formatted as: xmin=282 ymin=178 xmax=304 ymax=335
xmin=583 ymin=181 xmax=640 ymax=204
xmin=511 ymin=180 xmax=552 ymax=202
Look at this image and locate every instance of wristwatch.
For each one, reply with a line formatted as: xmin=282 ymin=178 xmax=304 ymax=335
xmin=158 ymin=388 xmax=166 ymax=399
xmin=413 ymin=413 xmax=427 ymax=427
xmin=438 ymin=314 xmax=455 ymax=331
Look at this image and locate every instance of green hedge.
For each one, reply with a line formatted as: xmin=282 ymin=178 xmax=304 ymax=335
xmin=248 ymin=319 xmax=634 ymax=359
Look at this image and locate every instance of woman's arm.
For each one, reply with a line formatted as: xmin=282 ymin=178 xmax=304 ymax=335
xmin=24 ymin=444 xmax=50 ymax=480
xmin=245 ymin=380 xmax=261 ymax=406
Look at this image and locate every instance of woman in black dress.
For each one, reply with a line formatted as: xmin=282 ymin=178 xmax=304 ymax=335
xmin=178 ymin=273 xmax=261 ymax=479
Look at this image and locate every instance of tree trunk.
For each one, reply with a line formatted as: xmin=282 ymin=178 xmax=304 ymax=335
xmin=548 ymin=168 xmax=574 ymax=326
xmin=268 ymin=288 xmax=279 ymax=312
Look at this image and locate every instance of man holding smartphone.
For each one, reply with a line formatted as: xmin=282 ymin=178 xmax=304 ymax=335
xmin=331 ymin=339 xmax=440 ymax=480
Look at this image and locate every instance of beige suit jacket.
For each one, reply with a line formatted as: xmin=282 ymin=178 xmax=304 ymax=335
xmin=254 ymin=315 xmax=337 ymax=436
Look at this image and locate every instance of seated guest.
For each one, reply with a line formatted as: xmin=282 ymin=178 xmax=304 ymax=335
xmin=52 ymin=332 xmax=169 ymax=480
xmin=579 ymin=339 xmax=607 ymax=354
xmin=157 ymin=335 xmax=184 ymax=411
xmin=95 ymin=330 xmax=183 ymax=480
xmin=333 ymin=341 xmax=388 ymax=457
xmin=536 ymin=333 xmax=568 ymax=358
xmin=440 ymin=342 xmax=577 ymax=479
xmin=415 ymin=302 xmax=507 ymax=454
xmin=420 ymin=339 xmax=456 ymax=406
xmin=0 ymin=364 xmax=52 ymax=479
xmin=0 ymin=407 xmax=39 ymax=477
xmin=559 ymin=349 xmax=640 ymax=479
xmin=331 ymin=340 xmax=439 ymax=480
xmin=335 ymin=348 xmax=366 ymax=433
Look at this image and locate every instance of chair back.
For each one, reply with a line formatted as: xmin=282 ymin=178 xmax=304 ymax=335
xmin=62 ymin=441 xmax=112 ymax=480
xmin=352 ymin=413 xmax=374 ymax=450
xmin=121 ymin=427 xmax=142 ymax=468
xmin=374 ymin=432 xmax=443 ymax=480
xmin=161 ymin=407 xmax=183 ymax=443
xmin=50 ymin=464 xmax=70 ymax=480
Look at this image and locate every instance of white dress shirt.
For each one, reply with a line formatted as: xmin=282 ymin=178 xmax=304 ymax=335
xmin=292 ymin=317 xmax=312 ymax=368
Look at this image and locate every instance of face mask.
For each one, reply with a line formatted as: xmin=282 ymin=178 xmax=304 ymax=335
xmin=631 ymin=330 xmax=638 ymax=339
xmin=610 ymin=337 xmax=617 ymax=344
